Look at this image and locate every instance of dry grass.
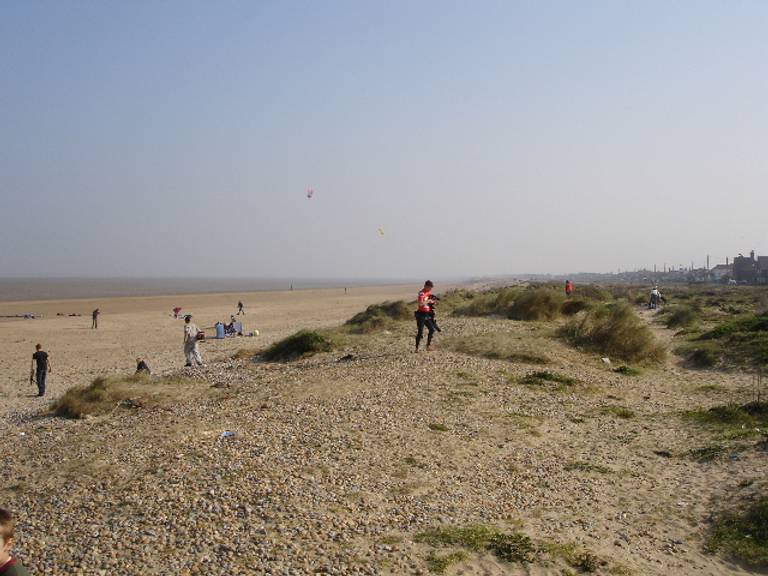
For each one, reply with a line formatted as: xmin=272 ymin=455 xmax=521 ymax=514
xmin=561 ymin=302 xmax=666 ymax=364
xmin=443 ymin=333 xmax=550 ymax=365
xmin=51 ymin=374 xmax=201 ymax=419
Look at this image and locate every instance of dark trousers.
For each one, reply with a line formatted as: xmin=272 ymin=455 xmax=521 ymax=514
xmin=415 ymin=312 xmax=436 ymax=350
xmin=36 ymin=369 xmax=46 ymax=396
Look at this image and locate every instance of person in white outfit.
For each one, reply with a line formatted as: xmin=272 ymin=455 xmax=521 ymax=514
xmin=183 ymin=315 xmax=204 ymax=367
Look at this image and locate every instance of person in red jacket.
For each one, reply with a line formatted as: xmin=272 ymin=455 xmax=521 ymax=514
xmin=565 ymin=280 xmax=574 ymax=297
xmin=415 ymin=280 xmax=438 ymax=352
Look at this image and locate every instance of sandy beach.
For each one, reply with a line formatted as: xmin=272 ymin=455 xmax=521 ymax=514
xmin=0 ymin=285 xmax=414 ymax=413
xmin=1 ymin=285 xmax=765 ymax=575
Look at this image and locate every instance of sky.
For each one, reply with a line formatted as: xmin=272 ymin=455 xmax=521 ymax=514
xmin=1 ymin=1 xmax=767 ymax=279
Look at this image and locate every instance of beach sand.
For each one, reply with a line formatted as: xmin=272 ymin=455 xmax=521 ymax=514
xmin=0 ymin=285 xmax=413 ymax=411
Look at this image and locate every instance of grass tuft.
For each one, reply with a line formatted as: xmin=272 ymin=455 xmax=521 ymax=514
xmin=51 ymin=374 xmax=197 ymax=419
xmin=707 ymin=495 xmax=768 ymax=566
xmin=261 ymin=330 xmax=334 ymax=362
xmin=560 ymin=302 xmax=665 ymax=364
xmin=344 ymin=300 xmax=411 ymax=333
xmin=599 ymin=405 xmax=635 ymax=419
xmin=519 ymin=371 xmax=578 ymax=391
xmin=415 ymin=525 xmax=537 ymax=564
xmin=613 ymin=365 xmax=641 ymax=376
xmin=443 ymin=333 xmax=549 ymax=365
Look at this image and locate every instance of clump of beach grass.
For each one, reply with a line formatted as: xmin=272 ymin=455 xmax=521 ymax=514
xmin=706 ymin=494 xmax=768 ymax=566
xmin=51 ymin=374 xmax=198 ymax=419
xmin=443 ymin=333 xmax=549 ymax=365
xmin=507 ymin=289 xmax=564 ymax=321
xmin=560 ymin=302 xmax=666 ymax=364
xmin=261 ymin=329 xmax=334 ymax=362
xmin=415 ymin=524 xmax=537 ymax=564
xmin=519 ymin=371 xmax=579 ymax=391
xmin=683 ymin=402 xmax=768 ymax=440
xmin=344 ymin=300 xmax=411 ymax=333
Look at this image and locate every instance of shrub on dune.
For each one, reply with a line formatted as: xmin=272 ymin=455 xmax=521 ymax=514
xmin=344 ymin=300 xmax=411 ymax=333
xmin=261 ymin=330 xmax=334 ymax=362
xmin=561 ymin=302 xmax=665 ymax=363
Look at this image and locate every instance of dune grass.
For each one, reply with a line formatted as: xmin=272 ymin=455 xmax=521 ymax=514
xmin=51 ymin=374 xmax=198 ymax=419
xmin=261 ymin=330 xmax=334 ymax=362
xmin=344 ymin=300 xmax=411 ymax=333
xmin=560 ymin=302 xmax=665 ymax=364
xmin=519 ymin=371 xmax=579 ymax=391
xmin=415 ymin=524 xmax=537 ymax=564
xmin=683 ymin=402 xmax=768 ymax=440
xmin=443 ymin=333 xmax=549 ymax=365
xmin=507 ymin=289 xmax=564 ymax=321
xmin=707 ymin=495 xmax=768 ymax=566
xmin=663 ymin=304 xmax=701 ymax=329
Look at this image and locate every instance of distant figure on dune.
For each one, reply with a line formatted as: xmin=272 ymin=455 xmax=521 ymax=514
xmin=91 ymin=308 xmax=100 ymax=329
xmin=173 ymin=307 xmax=182 ymax=319
xmin=30 ymin=343 xmax=51 ymax=397
xmin=649 ymin=286 xmax=662 ymax=310
xmin=565 ymin=280 xmax=574 ymax=297
xmin=237 ymin=300 xmax=245 ymax=315
xmin=183 ymin=315 xmax=204 ymax=367
xmin=135 ymin=358 xmax=151 ymax=375
xmin=415 ymin=280 xmax=439 ymax=352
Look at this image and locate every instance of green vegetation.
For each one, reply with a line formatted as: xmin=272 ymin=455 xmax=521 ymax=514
xmin=425 ymin=551 xmax=468 ymax=573
xmin=519 ymin=371 xmax=578 ymax=391
xmin=560 ymin=302 xmax=665 ymax=364
xmin=428 ymin=423 xmax=449 ymax=432
xmin=707 ymin=495 xmax=768 ymax=566
xmin=261 ymin=329 xmax=334 ymax=361
xmin=443 ymin=333 xmax=550 ymax=365
xmin=683 ymin=402 xmax=768 ymax=439
xmin=52 ymin=374 xmax=198 ymax=419
xmin=692 ymin=313 xmax=768 ymax=368
xmin=688 ymin=445 xmax=726 ymax=463
xmin=565 ymin=461 xmax=612 ymax=474
xmin=663 ymin=304 xmax=701 ymax=329
xmin=599 ymin=405 xmax=635 ymax=419
xmin=507 ymin=289 xmax=564 ymax=321
xmin=415 ymin=525 xmax=537 ymax=565
xmin=344 ymin=300 xmax=411 ymax=333
xmin=560 ymin=298 xmax=592 ymax=316
xmin=613 ymin=365 xmax=641 ymax=376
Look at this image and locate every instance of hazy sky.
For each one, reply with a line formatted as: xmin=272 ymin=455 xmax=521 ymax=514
xmin=2 ymin=1 xmax=767 ymax=279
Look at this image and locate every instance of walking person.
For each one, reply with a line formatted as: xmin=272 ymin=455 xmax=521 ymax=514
xmin=565 ymin=280 xmax=574 ymax=297
xmin=30 ymin=343 xmax=51 ymax=397
xmin=237 ymin=300 xmax=245 ymax=315
xmin=415 ymin=280 xmax=438 ymax=352
xmin=91 ymin=308 xmax=100 ymax=329
xmin=183 ymin=315 xmax=204 ymax=367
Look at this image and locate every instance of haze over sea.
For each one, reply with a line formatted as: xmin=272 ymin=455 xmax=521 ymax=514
xmin=0 ymin=277 xmax=419 ymax=302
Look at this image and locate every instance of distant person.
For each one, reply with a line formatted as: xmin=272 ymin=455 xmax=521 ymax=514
xmin=173 ymin=307 xmax=182 ymax=319
xmin=649 ymin=286 xmax=661 ymax=309
xmin=30 ymin=343 xmax=50 ymax=397
xmin=415 ymin=280 xmax=438 ymax=352
xmin=183 ymin=315 xmax=204 ymax=367
xmin=237 ymin=301 xmax=245 ymax=315
xmin=565 ymin=280 xmax=574 ymax=296
xmin=0 ymin=508 xmax=30 ymax=576
xmin=91 ymin=308 xmax=100 ymax=329
xmin=135 ymin=358 xmax=151 ymax=375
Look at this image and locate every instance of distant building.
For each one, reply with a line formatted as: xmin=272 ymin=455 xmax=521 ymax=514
xmin=759 ymin=256 xmax=768 ymax=284
xmin=732 ymin=250 xmax=767 ymax=284
xmin=709 ymin=264 xmax=732 ymax=282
